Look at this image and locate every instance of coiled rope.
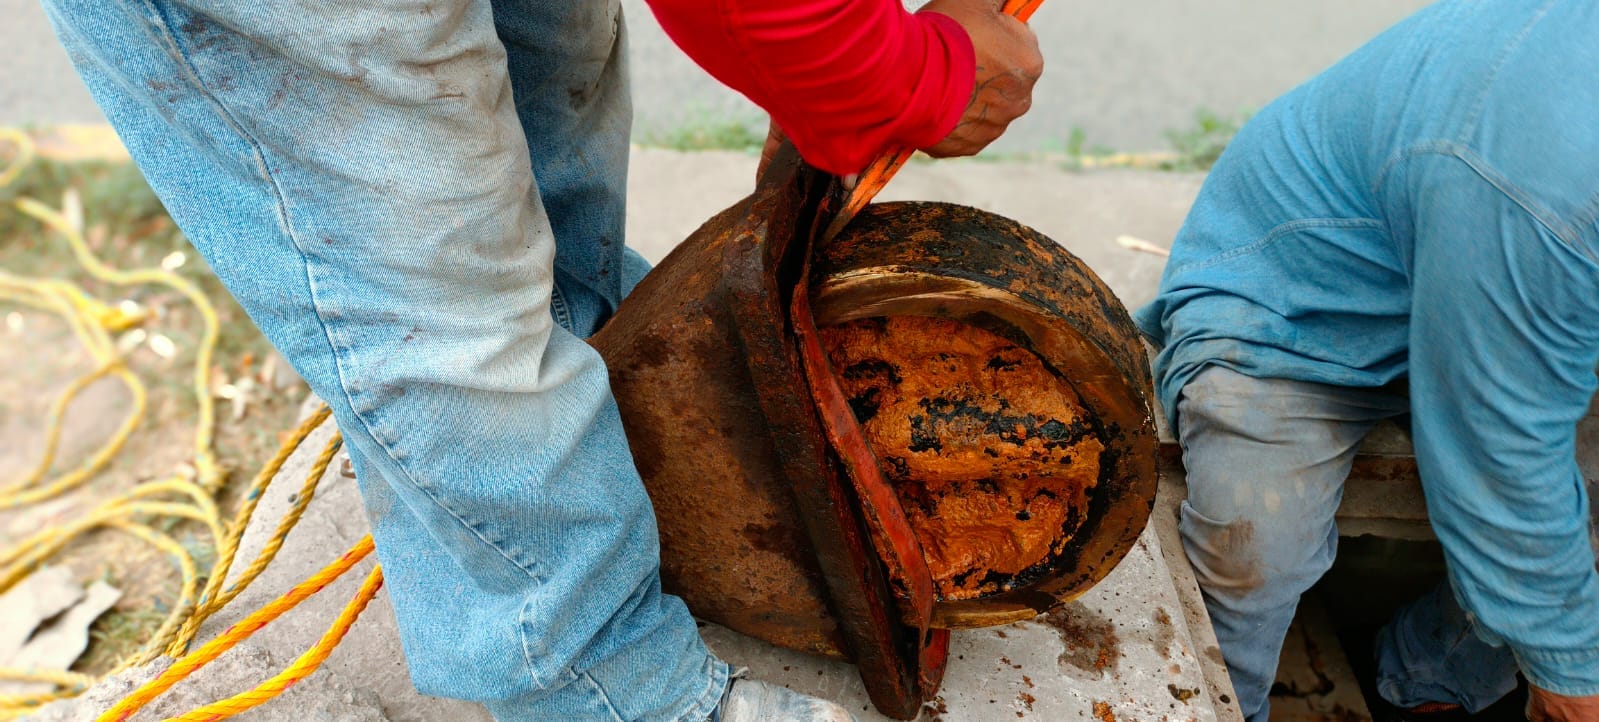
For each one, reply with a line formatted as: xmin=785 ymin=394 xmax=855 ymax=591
xmin=0 ymin=127 xmax=382 ymax=721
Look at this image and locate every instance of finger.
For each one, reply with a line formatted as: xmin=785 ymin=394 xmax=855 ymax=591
xmin=842 ymin=173 xmax=858 ymax=190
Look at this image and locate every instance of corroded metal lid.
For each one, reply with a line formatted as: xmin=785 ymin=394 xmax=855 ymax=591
xmin=808 ymin=202 xmax=1157 ymax=629
xmin=592 ymin=156 xmax=1156 ymax=718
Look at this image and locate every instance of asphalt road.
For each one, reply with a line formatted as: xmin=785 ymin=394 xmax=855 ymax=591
xmin=4 ymin=0 xmax=1431 ymax=152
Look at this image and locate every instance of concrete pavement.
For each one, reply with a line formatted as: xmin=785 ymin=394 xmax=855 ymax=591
xmin=4 ymin=0 xmax=1431 ymax=152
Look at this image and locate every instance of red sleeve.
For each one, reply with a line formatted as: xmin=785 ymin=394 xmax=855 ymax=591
xmin=645 ymin=0 xmax=976 ymax=176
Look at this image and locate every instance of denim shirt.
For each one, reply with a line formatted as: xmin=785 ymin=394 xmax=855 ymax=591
xmin=1136 ymin=0 xmax=1599 ymax=695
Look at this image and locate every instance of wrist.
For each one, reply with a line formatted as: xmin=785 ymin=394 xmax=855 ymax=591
xmin=898 ymin=11 xmax=976 ymax=150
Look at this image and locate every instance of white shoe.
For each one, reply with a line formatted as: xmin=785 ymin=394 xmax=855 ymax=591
xmin=711 ymin=671 xmax=859 ymax=722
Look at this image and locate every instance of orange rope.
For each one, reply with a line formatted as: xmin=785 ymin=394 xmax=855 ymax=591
xmin=166 ymin=566 xmax=384 ymax=722
xmin=96 ymin=536 xmax=376 ymax=722
xmin=169 ymin=427 xmax=342 ymax=657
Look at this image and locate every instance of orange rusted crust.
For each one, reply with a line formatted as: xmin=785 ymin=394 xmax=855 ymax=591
xmin=810 ymin=201 xmax=1159 ymax=628
xmin=591 ymin=145 xmax=1154 ymax=718
xmin=793 ymin=278 xmax=938 ymax=626
xmin=818 ymin=316 xmax=1104 ymax=600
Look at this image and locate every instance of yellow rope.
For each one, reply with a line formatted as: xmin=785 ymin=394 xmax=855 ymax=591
xmin=0 ymin=689 xmax=80 ymax=720
xmin=1 ymin=127 xmax=386 ymax=721
xmin=169 ymin=429 xmax=341 ymax=656
xmin=0 ymin=668 xmax=95 ymax=689
xmin=13 ymin=195 xmax=223 ymax=494
xmin=0 ymin=127 xmax=34 ymax=187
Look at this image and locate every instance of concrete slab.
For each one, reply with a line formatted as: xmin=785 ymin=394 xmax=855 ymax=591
xmin=33 ymin=406 xmax=1240 ymax=722
xmin=703 ymin=524 xmax=1228 ymax=722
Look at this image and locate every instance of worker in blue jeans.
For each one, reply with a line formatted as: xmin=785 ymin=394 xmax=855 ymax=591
xmin=39 ymin=0 xmax=1041 ymax=720
xmin=1137 ymin=1 xmax=1599 ymax=720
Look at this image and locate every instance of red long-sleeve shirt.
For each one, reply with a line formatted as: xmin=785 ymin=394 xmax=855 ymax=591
xmin=645 ymin=0 xmax=976 ymax=176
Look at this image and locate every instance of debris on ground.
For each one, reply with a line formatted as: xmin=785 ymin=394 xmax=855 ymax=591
xmin=0 ymin=573 xmax=121 ymax=697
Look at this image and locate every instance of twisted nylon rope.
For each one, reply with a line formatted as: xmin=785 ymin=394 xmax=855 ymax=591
xmin=0 ymin=128 xmax=385 ymax=721
xmin=167 ymin=566 xmax=384 ymax=722
xmin=96 ymin=536 xmax=377 ymax=722
xmin=168 ymin=426 xmax=341 ymax=657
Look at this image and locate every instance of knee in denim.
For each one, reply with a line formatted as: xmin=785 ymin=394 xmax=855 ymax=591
xmin=1180 ymin=500 xmax=1267 ymax=593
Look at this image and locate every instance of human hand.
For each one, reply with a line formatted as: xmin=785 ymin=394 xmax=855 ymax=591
xmin=918 ymin=0 xmax=1042 ymax=158
xmin=1528 ymin=685 xmax=1599 ymax=721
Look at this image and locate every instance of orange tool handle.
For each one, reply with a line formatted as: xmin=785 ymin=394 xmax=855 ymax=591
xmin=1002 ymin=0 xmax=1043 ymax=22
xmin=828 ymin=0 xmax=1044 ymax=239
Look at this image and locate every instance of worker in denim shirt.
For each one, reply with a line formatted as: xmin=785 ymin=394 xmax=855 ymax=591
xmin=1137 ymin=1 xmax=1599 ymax=720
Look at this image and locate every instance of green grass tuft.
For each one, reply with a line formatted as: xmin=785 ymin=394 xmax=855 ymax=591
xmin=638 ymin=113 xmax=766 ymax=153
xmin=1160 ymin=108 xmax=1253 ymax=171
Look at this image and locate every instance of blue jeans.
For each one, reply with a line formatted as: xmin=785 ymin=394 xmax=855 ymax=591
xmin=1177 ymin=366 xmax=1522 ymax=721
xmin=1139 ymin=0 xmax=1599 ymax=715
xmin=41 ymin=1 xmax=727 ymax=719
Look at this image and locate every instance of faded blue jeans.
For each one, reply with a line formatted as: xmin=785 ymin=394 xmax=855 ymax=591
xmin=1177 ymin=367 xmax=1522 ymax=720
xmin=42 ymin=1 xmax=728 ymax=719
xmin=1140 ymin=1 xmax=1599 ymax=719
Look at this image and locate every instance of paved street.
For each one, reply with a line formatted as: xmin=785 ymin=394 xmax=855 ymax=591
xmin=5 ymin=0 xmax=1430 ymax=151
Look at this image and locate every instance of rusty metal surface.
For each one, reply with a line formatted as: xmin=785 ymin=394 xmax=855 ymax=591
xmin=593 ymin=156 xmax=1159 ymax=718
xmin=724 ymin=158 xmax=934 ymax=719
xmin=810 ymin=202 xmax=1160 ymax=628
xmin=591 ymin=189 xmax=848 ymax=657
xmin=792 ymin=278 xmax=940 ymax=630
xmin=792 ymin=196 xmax=954 ymax=717
xmin=594 ymin=150 xmax=936 ymax=718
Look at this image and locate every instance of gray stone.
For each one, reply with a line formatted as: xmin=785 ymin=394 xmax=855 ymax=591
xmin=1 ymin=581 xmax=121 ymax=697
xmin=0 ymin=566 xmax=83 ymax=665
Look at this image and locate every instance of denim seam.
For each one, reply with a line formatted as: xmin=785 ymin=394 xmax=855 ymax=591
xmin=139 ymin=4 xmax=552 ymax=683
xmin=1371 ymin=140 xmax=1452 ymax=199
xmin=518 ymin=597 xmax=578 ymax=692
xmin=1448 ymin=146 xmax=1582 ymax=245
xmin=1373 ymin=143 xmax=1596 ymax=264
xmin=673 ymin=655 xmax=727 ymax=722
xmin=1455 ymin=0 xmax=1558 ymax=143
xmin=1168 ymin=217 xmax=1385 ymax=277
xmin=575 ymin=671 xmax=626 ymax=722
xmin=137 ymin=2 xmax=295 ymax=241
xmin=550 ymin=281 xmax=572 ymax=331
